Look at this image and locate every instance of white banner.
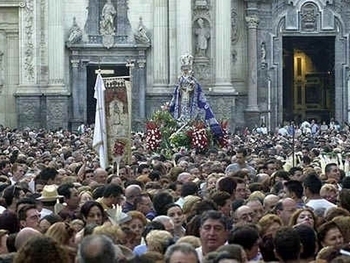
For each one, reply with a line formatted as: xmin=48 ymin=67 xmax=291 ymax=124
xmin=92 ymin=73 xmax=108 ymax=169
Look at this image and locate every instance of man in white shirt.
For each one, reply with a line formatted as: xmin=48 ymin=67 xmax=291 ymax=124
xmin=304 ymin=173 xmax=336 ymax=217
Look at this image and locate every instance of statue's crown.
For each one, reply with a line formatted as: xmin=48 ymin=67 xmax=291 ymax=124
xmin=180 ymin=54 xmax=193 ymax=70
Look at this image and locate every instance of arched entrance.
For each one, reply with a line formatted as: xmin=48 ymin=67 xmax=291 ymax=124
xmin=269 ymin=1 xmax=348 ymax=128
xmin=282 ymin=36 xmax=335 ymax=123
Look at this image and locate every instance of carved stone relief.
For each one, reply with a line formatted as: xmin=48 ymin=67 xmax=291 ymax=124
xmin=47 ymin=99 xmax=67 ymax=129
xmin=231 ymin=8 xmax=239 ymax=45
xmin=193 ymin=60 xmax=211 ymax=84
xmin=24 ymin=0 xmax=35 ymax=82
xmin=39 ymin=0 xmax=48 ymax=82
xmin=300 ymin=2 xmax=318 ymax=32
xmin=0 ymin=50 xmax=3 ymax=92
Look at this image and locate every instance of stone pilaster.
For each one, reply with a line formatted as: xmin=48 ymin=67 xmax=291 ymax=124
xmin=137 ymin=58 xmax=146 ymax=123
xmin=47 ymin=0 xmax=66 ymax=93
xmin=70 ymin=59 xmax=83 ymax=127
xmin=214 ymin=0 xmax=233 ymax=92
xmin=244 ymin=15 xmax=260 ymax=128
xmin=153 ymin=0 xmax=169 ymax=91
xmin=176 ymin=0 xmax=192 ymax=63
xmin=245 ymin=15 xmax=259 ymax=111
xmin=19 ymin=0 xmax=36 ymax=85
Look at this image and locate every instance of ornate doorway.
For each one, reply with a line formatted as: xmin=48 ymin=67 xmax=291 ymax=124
xmin=282 ymin=36 xmax=335 ymax=123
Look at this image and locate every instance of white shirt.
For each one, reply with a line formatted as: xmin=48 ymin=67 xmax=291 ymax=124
xmin=306 ymin=198 xmax=336 ymax=217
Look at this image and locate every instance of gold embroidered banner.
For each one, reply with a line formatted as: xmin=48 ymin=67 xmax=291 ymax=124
xmin=103 ymin=77 xmax=132 ymax=165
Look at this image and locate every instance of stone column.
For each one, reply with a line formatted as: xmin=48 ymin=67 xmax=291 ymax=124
xmin=137 ymin=58 xmax=146 ymax=123
xmin=176 ymin=0 xmax=192 ymax=64
xmin=70 ymin=59 xmax=83 ymax=128
xmin=153 ymin=0 xmax=169 ymax=91
xmin=245 ymin=15 xmax=259 ymax=111
xmin=168 ymin=0 xmax=177 ymax=85
xmin=47 ymin=0 xmax=65 ymax=92
xmin=214 ymin=0 xmax=233 ymax=92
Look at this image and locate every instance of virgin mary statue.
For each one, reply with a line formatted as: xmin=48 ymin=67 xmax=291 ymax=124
xmin=168 ymin=54 xmax=222 ymax=136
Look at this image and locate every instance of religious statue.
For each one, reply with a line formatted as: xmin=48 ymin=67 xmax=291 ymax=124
xmin=134 ymin=18 xmax=150 ymax=44
xmin=67 ymin=17 xmax=82 ymax=44
xmin=195 ymin=18 xmax=210 ymax=57
xmin=100 ymin=0 xmax=117 ymax=36
xmin=169 ymin=54 xmax=222 ymax=136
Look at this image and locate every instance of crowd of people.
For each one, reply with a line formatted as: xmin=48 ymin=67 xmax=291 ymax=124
xmin=0 ymin=119 xmax=349 ymax=262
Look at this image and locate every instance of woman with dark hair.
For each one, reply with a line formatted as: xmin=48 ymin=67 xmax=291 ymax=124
xmin=318 ymin=221 xmax=344 ymax=250
xmin=289 ymin=208 xmax=317 ymax=229
xmin=75 ymin=201 xmax=106 ymax=244
xmin=166 ymin=203 xmax=185 ymax=239
xmin=79 ymin=200 xmax=105 ymax=226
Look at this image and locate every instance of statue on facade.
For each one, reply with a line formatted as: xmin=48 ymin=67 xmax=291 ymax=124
xmin=100 ymin=0 xmax=117 ymax=36
xmin=67 ymin=17 xmax=82 ymax=44
xmin=134 ymin=17 xmax=150 ymax=44
xmin=169 ymin=54 xmax=222 ymax=136
xmin=195 ymin=18 xmax=210 ymax=57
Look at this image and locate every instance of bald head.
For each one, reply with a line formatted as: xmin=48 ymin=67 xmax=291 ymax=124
xmin=263 ymin=194 xmax=279 ymax=212
xmin=15 ymin=227 xmax=42 ymax=251
xmin=78 ymin=235 xmax=117 ymax=263
xmin=234 ymin=205 xmax=254 ymax=226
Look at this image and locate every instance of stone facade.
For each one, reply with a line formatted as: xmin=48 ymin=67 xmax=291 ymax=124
xmin=0 ymin=0 xmax=349 ymax=132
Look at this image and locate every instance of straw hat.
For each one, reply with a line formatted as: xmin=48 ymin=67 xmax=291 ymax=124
xmin=36 ymin=185 xmax=63 ymax=202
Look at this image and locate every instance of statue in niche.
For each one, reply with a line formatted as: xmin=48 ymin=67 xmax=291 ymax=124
xmin=100 ymin=0 xmax=117 ymax=36
xmin=67 ymin=17 xmax=82 ymax=44
xmin=195 ymin=18 xmax=210 ymax=57
xmin=169 ymin=54 xmax=222 ymax=136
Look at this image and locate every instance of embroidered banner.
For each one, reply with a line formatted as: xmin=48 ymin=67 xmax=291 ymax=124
xmin=103 ymin=77 xmax=132 ymax=165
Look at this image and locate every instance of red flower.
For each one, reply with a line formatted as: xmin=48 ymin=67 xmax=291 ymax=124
xmin=188 ymin=122 xmax=208 ymax=151
xmin=218 ymin=121 xmax=229 ymax=148
xmin=145 ymin=121 xmax=162 ymax=151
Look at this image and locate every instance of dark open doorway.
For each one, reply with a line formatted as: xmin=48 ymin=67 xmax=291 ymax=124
xmin=283 ymin=36 xmax=335 ymax=124
xmin=86 ymin=64 xmax=129 ymax=125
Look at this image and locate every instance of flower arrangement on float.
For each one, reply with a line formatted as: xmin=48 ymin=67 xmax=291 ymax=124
xmin=145 ymin=102 xmax=229 ymax=155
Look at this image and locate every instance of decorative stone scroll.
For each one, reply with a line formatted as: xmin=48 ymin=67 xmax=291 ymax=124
xmin=103 ymin=76 xmax=132 ymax=164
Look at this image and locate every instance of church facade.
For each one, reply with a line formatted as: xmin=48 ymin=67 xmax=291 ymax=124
xmin=0 ymin=0 xmax=349 ymax=132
